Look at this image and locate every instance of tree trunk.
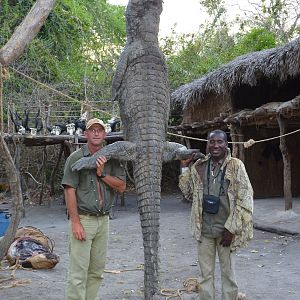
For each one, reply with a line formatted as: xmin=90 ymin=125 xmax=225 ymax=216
xmin=11 ymin=136 xmax=26 ymax=217
xmin=0 ymin=0 xmax=57 ymax=66
xmin=0 ymin=135 xmax=23 ymax=259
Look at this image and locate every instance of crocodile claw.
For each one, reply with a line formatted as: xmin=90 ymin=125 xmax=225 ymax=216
xmin=72 ymin=156 xmax=96 ymax=171
xmin=174 ymin=148 xmax=204 ymax=161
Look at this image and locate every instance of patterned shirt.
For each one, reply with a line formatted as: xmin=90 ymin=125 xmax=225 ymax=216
xmin=179 ymin=150 xmax=254 ymax=250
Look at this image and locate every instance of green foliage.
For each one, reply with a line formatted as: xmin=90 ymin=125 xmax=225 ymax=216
xmin=0 ymin=0 xmax=126 ymax=101
xmin=199 ymin=0 xmax=226 ymax=18
xmin=234 ymin=28 xmax=277 ymax=54
xmin=163 ymin=26 xmax=278 ymax=90
xmin=162 ymin=0 xmax=288 ymax=91
xmin=238 ymin=0 xmax=300 ymax=43
xmin=162 ymin=25 xmax=236 ymax=88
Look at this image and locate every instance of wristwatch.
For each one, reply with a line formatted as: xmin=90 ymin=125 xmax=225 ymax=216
xmin=98 ymin=173 xmax=106 ymax=179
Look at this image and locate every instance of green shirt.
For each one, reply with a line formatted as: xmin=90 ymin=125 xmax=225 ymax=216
xmin=202 ymin=159 xmax=230 ymax=238
xmin=62 ymin=145 xmax=126 ymax=214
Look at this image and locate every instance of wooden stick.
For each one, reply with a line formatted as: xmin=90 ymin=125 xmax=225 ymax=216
xmin=0 ymin=64 xmax=3 ymax=132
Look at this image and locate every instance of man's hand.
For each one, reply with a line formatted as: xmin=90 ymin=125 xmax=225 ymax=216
xmin=72 ymin=221 xmax=86 ymax=241
xmin=96 ymin=156 xmax=107 ymax=177
xmin=219 ymin=229 xmax=234 ymax=247
xmin=181 ymin=153 xmax=197 ymax=168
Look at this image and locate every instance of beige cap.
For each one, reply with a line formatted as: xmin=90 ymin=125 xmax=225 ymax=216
xmin=86 ymin=118 xmax=106 ymax=131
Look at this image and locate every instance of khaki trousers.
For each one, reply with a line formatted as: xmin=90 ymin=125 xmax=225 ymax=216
xmin=197 ymin=235 xmax=238 ymax=300
xmin=65 ymin=215 xmax=109 ymax=300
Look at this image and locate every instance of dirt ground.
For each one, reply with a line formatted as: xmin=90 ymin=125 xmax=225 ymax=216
xmin=1 ymin=190 xmax=300 ymax=300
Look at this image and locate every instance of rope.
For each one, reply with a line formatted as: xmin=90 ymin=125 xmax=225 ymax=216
xmin=0 ymin=278 xmax=31 ymax=289
xmin=160 ymin=288 xmax=183 ymax=299
xmin=104 ymin=267 xmax=143 ymax=274
xmin=23 ymin=171 xmax=42 ymax=185
xmin=242 ymin=128 xmax=300 ymax=144
xmin=9 ymin=67 xmax=114 ymax=117
xmin=167 ymin=128 xmax=300 ymax=148
xmin=10 ymin=67 xmax=81 ymax=103
xmin=168 ymin=132 xmax=208 ymax=142
xmin=0 ymin=258 xmax=32 ymax=289
xmin=160 ymin=278 xmax=201 ymax=299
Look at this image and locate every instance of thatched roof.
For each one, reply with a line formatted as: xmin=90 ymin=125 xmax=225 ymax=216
xmin=171 ymin=36 xmax=300 ymax=111
xmin=224 ymin=95 xmax=300 ymax=125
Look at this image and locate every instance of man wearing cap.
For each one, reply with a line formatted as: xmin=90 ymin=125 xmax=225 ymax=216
xmin=179 ymin=129 xmax=253 ymax=300
xmin=62 ymin=118 xmax=126 ymax=300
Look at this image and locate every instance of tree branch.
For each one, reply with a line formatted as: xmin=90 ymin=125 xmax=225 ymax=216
xmin=0 ymin=0 xmax=57 ymax=66
xmin=0 ymin=0 xmax=57 ymax=259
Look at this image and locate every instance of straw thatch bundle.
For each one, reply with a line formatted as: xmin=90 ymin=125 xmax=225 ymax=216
xmin=171 ymin=37 xmax=300 ymax=111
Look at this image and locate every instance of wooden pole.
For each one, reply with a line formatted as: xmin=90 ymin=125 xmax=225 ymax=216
xmin=230 ymin=125 xmax=244 ymax=161
xmin=230 ymin=125 xmax=239 ymax=158
xmin=50 ymin=143 xmax=64 ymax=197
xmin=7 ymin=102 xmax=11 ymax=134
xmin=81 ymin=101 xmax=91 ymax=120
xmin=0 ymin=64 xmax=3 ymax=132
xmin=63 ymin=140 xmax=72 ymax=158
xmin=184 ymin=134 xmax=191 ymax=149
xmin=276 ymin=114 xmax=292 ymax=210
xmin=179 ymin=130 xmax=188 ymax=150
xmin=39 ymin=145 xmax=47 ymax=205
xmin=236 ymin=127 xmax=245 ymax=162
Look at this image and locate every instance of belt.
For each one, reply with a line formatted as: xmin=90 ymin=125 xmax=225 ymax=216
xmin=78 ymin=210 xmax=109 ymax=217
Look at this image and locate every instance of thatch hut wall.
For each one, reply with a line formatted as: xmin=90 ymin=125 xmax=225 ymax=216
xmin=182 ymin=94 xmax=231 ymax=124
xmin=290 ymin=134 xmax=300 ymax=196
xmin=244 ymin=126 xmax=300 ymax=198
xmin=243 ymin=127 xmax=283 ymax=198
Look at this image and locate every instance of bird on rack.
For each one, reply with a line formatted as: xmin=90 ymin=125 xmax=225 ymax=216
xmin=22 ymin=108 xmax=30 ymax=132
xmin=44 ymin=110 xmax=69 ymax=135
xmin=66 ymin=123 xmax=76 ymax=135
xmin=50 ymin=123 xmax=67 ymax=135
xmin=9 ymin=108 xmax=46 ymax=135
xmin=74 ymin=111 xmax=87 ymax=135
xmin=9 ymin=108 xmax=29 ymax=134
xmin=107 ymin=116 xmax=121 ymax=132
xmin=33 ymin=109 xmax=43 ymax=134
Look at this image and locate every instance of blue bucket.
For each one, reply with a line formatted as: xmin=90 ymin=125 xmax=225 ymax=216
xmin=0 ymin=211 xmax=10 ymax=237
